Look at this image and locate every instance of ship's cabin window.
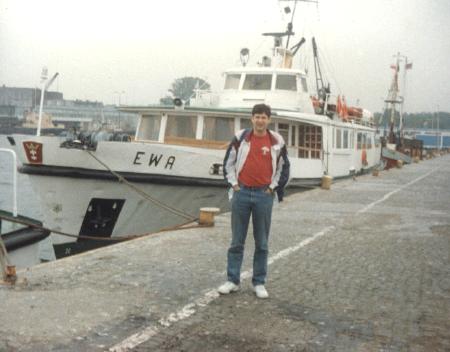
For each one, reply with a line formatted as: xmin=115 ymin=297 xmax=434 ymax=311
xmin=367 ymin=134 xmax=372 ymax=149
xmin=357 ymin=132 xmax=372 ymax=149
xmin=138 ymin=115 xmax=161 ymax=141
xmin=243 ymin=74 xmax=272 ymax=90
xmin=203 ymin=116 xmax=234 ymax=142
xmin=336 ymin=128 xmax=342 ymax=149
xmin=300 ymin=77 xmax=308 ymax=93
xmin=224 ymin=74 xmax=241 ymax=89
xmin=357 ymin=132 xmax=362 ymax=149
xmin=291 ymin=125 xmax=297 ymax=147
xmin=165 ymin=115 xmax=197 ymax=139
xmin=298 ymin=124 xmax=322 ymax=159
xmin=336 ymin=129 xmax=350 ymax=149
xmin=343 ymin=130 xmax=349 ymax=149
xmin=278 ymin=123 xmax=289 ymax=143
xmin=276 ymin=75 xmax=297 ymax=91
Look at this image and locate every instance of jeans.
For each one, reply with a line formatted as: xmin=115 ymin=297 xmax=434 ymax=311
xmin=227 ymin=185 xmax=274 ymax=286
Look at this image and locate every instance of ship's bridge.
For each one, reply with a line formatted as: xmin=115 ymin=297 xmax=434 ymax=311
xmin=191 ymin=67 xmax=315 ymax=114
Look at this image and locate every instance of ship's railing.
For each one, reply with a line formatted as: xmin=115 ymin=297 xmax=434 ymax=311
xmin=190 ymin=90 xmax=220 ymax=107
xmin=0 ymin=149 xmax=18 ymax=217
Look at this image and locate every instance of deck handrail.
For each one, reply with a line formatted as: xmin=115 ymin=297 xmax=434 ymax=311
xmin=0 ymin=149 xmax=18 ymax=217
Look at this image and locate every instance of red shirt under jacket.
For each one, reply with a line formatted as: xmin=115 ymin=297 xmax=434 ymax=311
xmin=238 ymin=132 xmax=273 ymax=187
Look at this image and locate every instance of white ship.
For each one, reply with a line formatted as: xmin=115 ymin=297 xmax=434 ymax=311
xmin=7 ymin=0 xmax=380 ymax=258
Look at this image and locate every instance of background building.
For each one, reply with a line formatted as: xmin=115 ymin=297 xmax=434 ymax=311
xmin=0 ymin=85 xmax=137 ymax=133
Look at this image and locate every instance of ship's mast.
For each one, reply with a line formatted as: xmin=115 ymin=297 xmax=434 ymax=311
xmin=399 ymin=56 xmax=411 ymax=137
xmin=278 ymin=0 xmax=318 ymax=50
xmin=384 ymin=52 xmax=411 ymax=144
xmin=261 ymin=0 xmax=317 ymax=68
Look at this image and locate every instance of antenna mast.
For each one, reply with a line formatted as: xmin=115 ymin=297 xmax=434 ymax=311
xmin=279 ymin=0 xmax=319 ymax=49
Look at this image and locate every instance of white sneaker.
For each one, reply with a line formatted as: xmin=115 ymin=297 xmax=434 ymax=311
xmin=218 ymin=281 xmax=240 ymax=294
xmin=253 ymin=285 xmax=269 ymax=299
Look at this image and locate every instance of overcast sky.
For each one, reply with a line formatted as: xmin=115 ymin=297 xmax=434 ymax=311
xmin=1 ymin=0 xmax=449 ymax=113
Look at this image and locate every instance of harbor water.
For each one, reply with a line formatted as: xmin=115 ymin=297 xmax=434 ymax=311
xmin=0 ymin=140 xmax=55 ymax=267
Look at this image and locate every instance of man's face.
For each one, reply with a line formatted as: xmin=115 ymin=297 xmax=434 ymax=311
xmin=251 ymin=113 xmax=270 ymax=134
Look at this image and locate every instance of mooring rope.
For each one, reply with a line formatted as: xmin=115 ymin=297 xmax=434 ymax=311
xmin=0 ymin=212 xmax=205 ymax=242
xmin=86 ymin=150 xmax=197 ymax=221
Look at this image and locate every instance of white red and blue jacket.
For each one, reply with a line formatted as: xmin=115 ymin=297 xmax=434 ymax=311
xmin=223 ymin=128 xmax=290 ymax=201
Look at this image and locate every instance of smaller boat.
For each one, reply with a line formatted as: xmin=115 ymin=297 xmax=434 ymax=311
xmin=0 ymin=210 xmax=50 ymax=269
xmin=381 ymin=53 xmax=422 ymax=168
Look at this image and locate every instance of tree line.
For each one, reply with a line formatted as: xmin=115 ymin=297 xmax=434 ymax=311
xmin=375 ymin=110 xmax=450 ymax=130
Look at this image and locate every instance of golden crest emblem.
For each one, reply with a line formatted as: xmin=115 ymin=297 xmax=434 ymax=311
xmin=23 ymin=141 xmax=43 ymax=164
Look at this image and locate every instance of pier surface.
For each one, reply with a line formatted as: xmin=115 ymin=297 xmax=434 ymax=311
xmin=1 ymin=155 xmax=449 ymax=351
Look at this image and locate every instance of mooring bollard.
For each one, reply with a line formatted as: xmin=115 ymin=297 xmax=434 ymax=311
xmin=321 ymin=175 xmax=333 ymax=190
xmin=0 ymin=237 xmax=17 ymax=285
xmin=199 ymin=207 xmax=220 ymax=226
xmin=372 ymin=169 xmax=379 ymax=176
xmin=396 ymin=160 xmax=403 ymax=168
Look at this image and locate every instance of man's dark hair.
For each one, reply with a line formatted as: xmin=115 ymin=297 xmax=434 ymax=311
xmin=252 ymin=103 xmax=271 ymax=117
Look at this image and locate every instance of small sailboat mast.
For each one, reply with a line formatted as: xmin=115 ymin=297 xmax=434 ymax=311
xmin=384 ymin=52 xmax=412 ymax=144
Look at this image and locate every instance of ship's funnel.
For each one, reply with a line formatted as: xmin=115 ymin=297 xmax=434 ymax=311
xmin=276 ymin=48 xmax=293 ymax=69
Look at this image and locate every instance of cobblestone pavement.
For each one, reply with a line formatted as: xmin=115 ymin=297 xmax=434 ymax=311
xmin=1 ymin=156 xmax=449 ymax=352
xmin=133 ymin=157 xmax=450 ymax=352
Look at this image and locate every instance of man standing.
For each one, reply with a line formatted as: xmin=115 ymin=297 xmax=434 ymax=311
xmin=218 ymin=104 xmax=290 ymax=298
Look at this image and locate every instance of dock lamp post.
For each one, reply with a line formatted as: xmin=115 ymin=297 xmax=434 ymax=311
xmin=114 ymin=90 xmax=125 ymax=130
xmin=37 ymin=67 xmax=59 ymax=136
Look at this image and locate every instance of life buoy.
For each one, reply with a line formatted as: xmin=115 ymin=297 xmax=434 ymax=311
xmin=362 ymin=149 xmax=368 ymax=166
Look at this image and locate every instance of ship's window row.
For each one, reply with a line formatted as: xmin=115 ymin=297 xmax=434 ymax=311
xmin=332 ymin=129 xmax=377 ymax=150
xmin=138 ymin=115 xmax=324 ymax=159
xmin=223 ymin=73 xmax=307 ymax=93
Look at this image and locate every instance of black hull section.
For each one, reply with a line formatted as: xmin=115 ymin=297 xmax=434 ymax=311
xmin=20 ymin=164 xmax=228 ymax=187
xmin=20 ymin=164 xmax=321 ymax=189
